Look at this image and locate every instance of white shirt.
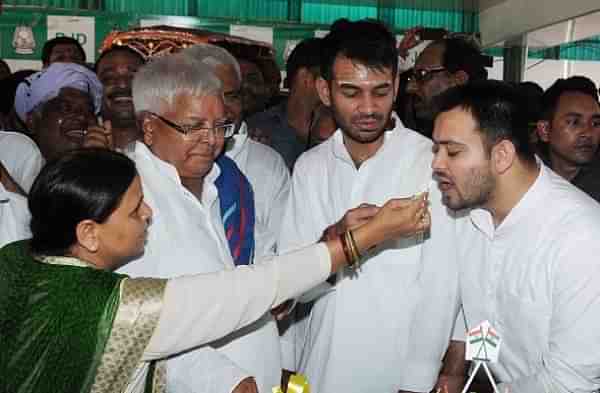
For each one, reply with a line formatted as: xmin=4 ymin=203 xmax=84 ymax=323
xmin=226 ymin=122 xmax=290 ymax=258
xmin=0 ymin=131 xmax=44 ymax=192
xmin=458 ymin=162 xmax=600 ymax=393
xmin=124 ymin=243 xmax=331 ymax=393
xmin=279 ymin=124 xmax=461 ymax=393
xmin=119 ymin=142 xmax=282 ymax=393
xmin=0 ymin=183 xmax=30 ymax=248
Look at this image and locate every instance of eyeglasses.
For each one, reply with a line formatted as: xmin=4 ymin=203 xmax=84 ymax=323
xmin=149 ymin=112 xmax=235 ymax=140
xmin=412 ymin=67 xmax=447 ymax=83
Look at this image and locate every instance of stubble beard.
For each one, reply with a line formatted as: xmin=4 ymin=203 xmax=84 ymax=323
xmin=445 ymin=166 xmax=495 ymax=211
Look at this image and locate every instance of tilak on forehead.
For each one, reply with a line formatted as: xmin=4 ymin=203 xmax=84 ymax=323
xmin=333 ymin=61 xmax=394 ymax=86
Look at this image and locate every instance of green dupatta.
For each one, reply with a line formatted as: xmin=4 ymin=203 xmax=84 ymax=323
xmin=0 ymin=240 xmax=124 ymax=393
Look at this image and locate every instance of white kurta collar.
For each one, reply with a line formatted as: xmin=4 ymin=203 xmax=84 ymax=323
xmin=226 ymin=122 xmax=249 ymax=161
xmin=133 ymin=142 xmax=220 ymax=193
xmin=330 ymin=115 xmax=403 ymax=167
xmin=470 ymin=159 xmax=544 ymax=240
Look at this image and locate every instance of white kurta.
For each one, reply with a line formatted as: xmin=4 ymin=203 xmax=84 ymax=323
xmin=119 ymin=142 xmax=282 ymax=393
xmin=225 ymin=122 xmax=290 ymax=258
xmin=0 ymin=131 xmax=45 ymax=192
xmin=279 ymin=125 xmax=461 ymax=393
xmin=0 ymin=183 xmax=30 ymax=248
xmin=458 ymin=162 xmax=600 ymax=393
xmin=124 ymin=243 xmax=331 ymax=393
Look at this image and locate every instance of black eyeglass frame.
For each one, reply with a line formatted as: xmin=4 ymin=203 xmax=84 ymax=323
xmin=148 ymin=111 xmax=235 ymax=139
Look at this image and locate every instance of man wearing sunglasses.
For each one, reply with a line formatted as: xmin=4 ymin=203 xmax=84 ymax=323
xmin=410 ymin=37 xmax=488 ymax=137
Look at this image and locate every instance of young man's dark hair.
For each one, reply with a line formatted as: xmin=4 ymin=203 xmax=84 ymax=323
xmin=436 ymin=37 xmax=488 ymax=82
xmin=42 ymin=37 xmax=86 ymax=67
xmin=329 ymin=18 xmax=351 ymax=32
xmin=284 ymin=38 xmax=323 ymax=89
xmin=541 ymin=76 xmax=598 ymax=121
xmin=436 ymin=80 xmax=534 ymax=161
xmin=320 ymin=19 xmax=397 ymax=82
xmin=94 ymin=45 xmax=145 ymax=72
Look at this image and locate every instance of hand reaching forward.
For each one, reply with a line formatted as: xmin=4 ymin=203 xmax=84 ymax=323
xmin=83 ymin=120 xmax=114 ymax=150
xmin=367 ymin=193 xmax=430 ymax=245
xmin=321 ymin=203 xmax=380 ymax=241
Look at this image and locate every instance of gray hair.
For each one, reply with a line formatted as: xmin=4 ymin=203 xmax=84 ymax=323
xmin=132 ymin=53 xmax=222 ymax=114
xmin=180 ymin=43 xmax=241 ymax=82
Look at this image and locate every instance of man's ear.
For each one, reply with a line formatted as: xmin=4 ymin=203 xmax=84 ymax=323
xmin=453 ymin=70 xmax=469 ymax=86
xmin=298 ymin=67 xmax=316 ymax=89
xmin=75 ymin=219 xmax=100 ymax=253
xmin=139 ymin=113 xmax=154 ymax=146
xmin=25 ymin=112 xmax=38 ymax=136
xmin=491 ymin=139 xmax=517 ymax=175
xmin=316 ymin=77 xmax=332 ymax=107
xmin=536 ymin=120 xmax=551 ymax=143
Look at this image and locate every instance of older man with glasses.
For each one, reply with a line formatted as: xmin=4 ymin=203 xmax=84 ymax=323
xmin=100 ymin=52 xmax=261 ymax=393
xmin=408 ymin=37 xmax=488 ymax=137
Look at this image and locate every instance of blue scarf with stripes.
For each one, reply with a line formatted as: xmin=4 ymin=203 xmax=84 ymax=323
xmin=215 ymin=155 xmax=255 ymax=265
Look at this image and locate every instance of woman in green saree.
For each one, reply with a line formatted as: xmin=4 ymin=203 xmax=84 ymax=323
xmin=0 ymin=148 xmax=429 ymax=393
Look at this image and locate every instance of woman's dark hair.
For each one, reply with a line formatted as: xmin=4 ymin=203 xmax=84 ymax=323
xmin=28 ymin=148 xmax=137 ymax=255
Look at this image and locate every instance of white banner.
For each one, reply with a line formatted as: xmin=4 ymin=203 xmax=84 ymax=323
xmin=47 ymin=15 xmax=96 ymax=62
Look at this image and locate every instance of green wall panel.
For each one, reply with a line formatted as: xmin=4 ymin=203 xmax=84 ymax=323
xmin=386 ymin=9 xmax=477 ymax=32
xmin=485 ymin=36 xmax=600 ymax=62
xmin=2 ymin=0 xmax=98 ymax=9
xmin=102 ymin=0 xmax=189 ymax=16
xmin=197 ymin=0 xmax=289 ymax=21
xmin=0 ymin=1 xmax=492 ymax=69
xmin=301 ymin=0 xmax=377 ymax=24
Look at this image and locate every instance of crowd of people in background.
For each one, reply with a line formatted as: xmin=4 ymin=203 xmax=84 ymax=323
xmin=1 ymin=16 xmax=600 ymax=393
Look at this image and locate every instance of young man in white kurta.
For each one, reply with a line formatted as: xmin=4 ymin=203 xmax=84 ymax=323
xmin=431 ymin=80 xmax=600 ymax=393
xmin=225 ymin=121 xmax=290 ymax=258
xmin=119 ymin=142 xmax=282 ymax=393
xmin=279 ymin=122 xmax=461 ymax=392
xmin=457 ymin=162 xmax=600 ymax=393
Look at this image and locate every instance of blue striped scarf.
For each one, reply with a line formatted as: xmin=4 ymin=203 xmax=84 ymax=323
xmin=215 ymin=155 xmax=255 ymax=265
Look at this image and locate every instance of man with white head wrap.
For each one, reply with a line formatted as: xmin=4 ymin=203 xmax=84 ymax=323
xmin=15 ymin=62 xmax=103 ymax=160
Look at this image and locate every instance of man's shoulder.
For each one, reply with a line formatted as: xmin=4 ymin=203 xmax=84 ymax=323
xmin=537 ymin=168 xmax=600 ymax=228
xmin=246 ymin=138 xmax=288 ymax=169
xmin=292 ymin=136 xmax=335 ymax=174
xmin=390 ymin=126 xmax=434 ymax=153
xmin=0 ymin=131 xmax=40 ymax=155
xmin=246 ymin=103 xmax=285 ymax=128
xmin=572 ymin=157 xmax=600 ymax=202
